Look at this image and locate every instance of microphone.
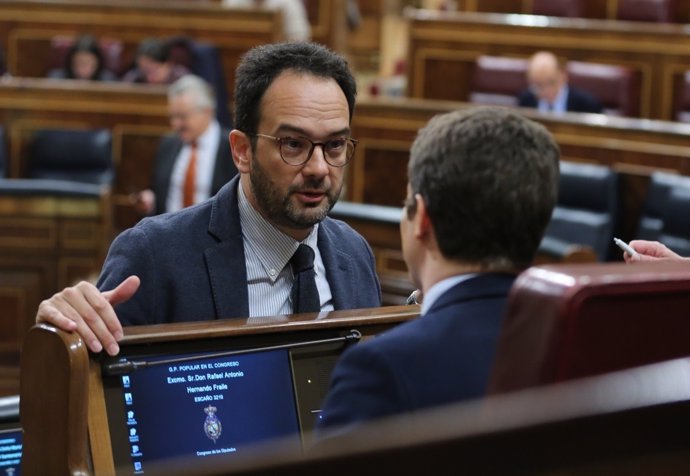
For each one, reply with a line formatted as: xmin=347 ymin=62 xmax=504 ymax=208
xmin=406 ymin=289 xmax=423 ymax=305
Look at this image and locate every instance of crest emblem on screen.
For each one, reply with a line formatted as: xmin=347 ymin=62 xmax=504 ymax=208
xmin=203 ymin=405 xmax=222 ymax=443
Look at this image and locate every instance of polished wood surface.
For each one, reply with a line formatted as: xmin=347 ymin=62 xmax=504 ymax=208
xmin=405 ymin=9 xmax=690 ymax=120
xmin=19 ymin=306 xmax=418 ymax=475
xmin=119 ymin=304 xmax=419 ymax=345
xmin=20 ymin=324 xmax=90 ymax=476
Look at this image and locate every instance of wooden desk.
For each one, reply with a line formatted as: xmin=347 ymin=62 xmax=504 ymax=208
xmin=350 ymin=96 xmax=690 ymax=241
xmin=19 ymin=306 xmax=419 ymax=475
xmin=405 ymin=9 xmax=690 ymax=120
xmin=0 ymin=0 xmax=282 ymax=98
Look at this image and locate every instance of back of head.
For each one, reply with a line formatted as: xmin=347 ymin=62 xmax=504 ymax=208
xmin=408 ymin=106 xmax=560 ymax=269
xmin=233 ymin=42 xmax=356 ymax=135
xmin=168 ymin=74 xmax=216 ymax=111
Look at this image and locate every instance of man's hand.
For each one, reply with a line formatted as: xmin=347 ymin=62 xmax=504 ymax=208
xmin=35 ymin=275 xmax=141 ymax=356
xmin=130 ymin=189 xmax=155 ymax=216
xmin=625 ymin=240 xmax=686 ymax=263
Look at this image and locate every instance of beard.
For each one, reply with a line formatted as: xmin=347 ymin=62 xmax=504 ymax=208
xmin=249 ymin=157 xmax=342 ymax=230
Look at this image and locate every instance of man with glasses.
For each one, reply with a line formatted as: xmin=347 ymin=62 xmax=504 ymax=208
xmin=36 ymin=42 xmax=381 ymax=356
xmin=518 ymin=51 xmax=602 ymax=114
xmin=131 ymin=74 xmax=237 ymax=216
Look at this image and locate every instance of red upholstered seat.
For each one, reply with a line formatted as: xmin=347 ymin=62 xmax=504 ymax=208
xmin=468 ymin=55 xmax=528 ymax=107
xmin=566 ymin=61 xmax=641 ymax=117
xmin=616 ymin=0 xmax=676 ymax=22
xmin=489 ymin=261 xmax=690 ymax=394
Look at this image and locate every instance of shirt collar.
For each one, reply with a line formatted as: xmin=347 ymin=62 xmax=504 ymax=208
xmin=237 ymin=182 xmax=319 ymax=281
xmin=539 ymin=85 xmax=569 ymax=113
xmin=421 ymin=273 xmax=478 ymax=315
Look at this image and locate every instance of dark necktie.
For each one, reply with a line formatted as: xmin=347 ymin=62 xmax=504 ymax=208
xmin=289 ymin=244 xmax=320 ymax=313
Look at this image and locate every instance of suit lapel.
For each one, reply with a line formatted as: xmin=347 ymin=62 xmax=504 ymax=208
xmin=317 ymin=221 xmax=350 ymax=310
xmin=203 ymin=177 xmax=250 ymax=318
xmin=157 ymin=137 xmax=183 ymax=213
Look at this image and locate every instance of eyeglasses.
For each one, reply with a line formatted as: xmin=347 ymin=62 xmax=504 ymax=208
xmin=253 ymin=133 xmax=358 ymax=167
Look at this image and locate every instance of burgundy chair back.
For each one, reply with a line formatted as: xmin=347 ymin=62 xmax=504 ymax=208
xmin=468 ymin=55 xmax=529 ymax=107
xmin=489 ymin=261 xmax=690 ymax=394
xmin=616 ymin=0 xmax=676 ymax=22
xmin=531 ymin=0 xmax=586 ymax=17
xmin=566 ymin=61 xmax=641 ymax=117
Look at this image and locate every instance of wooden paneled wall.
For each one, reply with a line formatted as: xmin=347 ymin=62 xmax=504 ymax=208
xmin=0 ymin=183 xmax=112 ymax=383
xmin=405 ymin=9 xmax=690 ymax=121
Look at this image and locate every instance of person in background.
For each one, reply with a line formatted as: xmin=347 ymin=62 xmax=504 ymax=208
xmin=131 ymin=74 xmax=237 ymax=216
xmin=122 ymin=37 xmax=189 ymax=85
xmin=316 ymin=106 xmax=560 ymax=435
xmin=47 ymin=35 xmax=117 ymax=81
xmin=518 ymin=51 xmax=603 ymax=114
xmin=35 ymin=42 xmax=381 ymax=356
xmin=222 ymin=0 xmax=311 ymax=41
xmin=622 ymin=240 xmax=689 ymax=263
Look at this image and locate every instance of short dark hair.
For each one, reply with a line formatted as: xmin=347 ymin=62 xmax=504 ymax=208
xmin=407 ymin=106 xmax=560 ymax=269
xmin=136 ymin=37 xmax=170 ymax=63
xmin=233 ymin=42 xmax=356 ymax=135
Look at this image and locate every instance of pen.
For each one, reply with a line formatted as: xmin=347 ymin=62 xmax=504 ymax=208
xmin=613 ymin=237 xmax=639 ymax=258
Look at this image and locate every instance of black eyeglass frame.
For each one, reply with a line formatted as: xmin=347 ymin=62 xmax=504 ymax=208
xmin=253 ymin=133 xmax=358 ymax=167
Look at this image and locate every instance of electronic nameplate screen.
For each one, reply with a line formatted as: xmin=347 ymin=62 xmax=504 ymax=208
xmin=102 ymin=337 xmax=348 ymax=475
xmin=0 ymin=427 xmax=22 ymax=476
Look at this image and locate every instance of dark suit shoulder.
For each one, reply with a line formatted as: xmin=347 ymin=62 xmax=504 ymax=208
xmin=567 ymin=86 xmax=603 ymax=114
xmin=517 ymin=89 xmax=538 ymax=108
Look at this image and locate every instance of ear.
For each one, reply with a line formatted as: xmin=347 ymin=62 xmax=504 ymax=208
xmin=229 ymin=130 xmax=252 ymax=173
xmin=412 ymin=194 xmax=433 ymax=240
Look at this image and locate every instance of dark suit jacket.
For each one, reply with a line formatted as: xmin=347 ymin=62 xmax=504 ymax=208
xmin=315 ymin=273 xmax=516 ymax=434
xmin=517 ymin=86 xmax=603 ymax=114
xmin=97 ymin=176 xmax=382 ymax=325
xmin=151 ymin=126 xmax=236 ymax=215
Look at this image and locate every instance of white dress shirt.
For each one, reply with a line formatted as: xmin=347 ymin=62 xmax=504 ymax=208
xmin=167 ymin=120 xmax=221 ymax=213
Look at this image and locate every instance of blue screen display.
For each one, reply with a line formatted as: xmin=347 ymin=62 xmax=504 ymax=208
xmin=0 ymin=428 xmax=22 ymax=475
xmin=116 ymin=348 xmax=300 ymax=474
